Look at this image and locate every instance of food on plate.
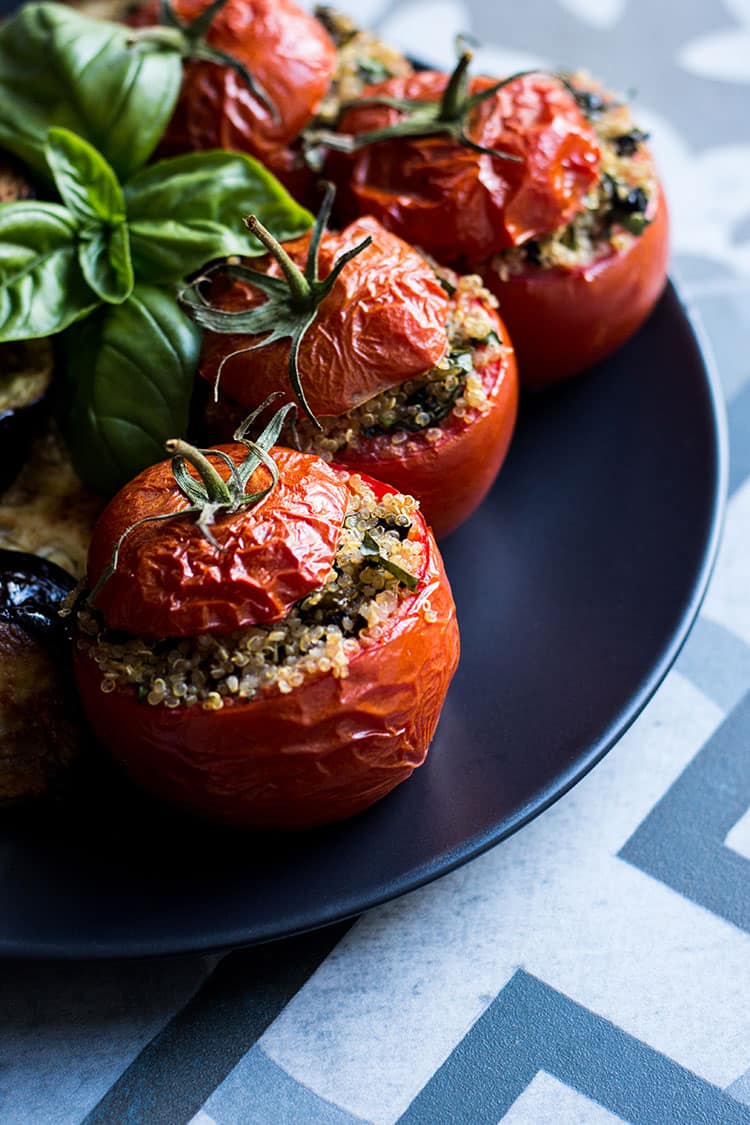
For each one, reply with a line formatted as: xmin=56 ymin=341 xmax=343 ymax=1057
xmin=312 ymin=6 xmax=413 ymax=128
xmin=185 ymin=187 xmax=518 ymax=538
xmin=0 ymin=549 xmax=84 ymax=805
xmin=317 ymin=50 xmax=668 ymax=384
xmin=0 ymin=424 xmax=103 ymax=577
xmin=129 ymin=0 xmax=337 ymax=193
xmin=72 ymin=406 xmax=459 ymax=829
xmin=128 ymin=0 xmax=410 ymax=198
xmin=481 ymin=72 xmax=669 ymax=385
xmin=0 ymin=341 xmax=52 ymax=493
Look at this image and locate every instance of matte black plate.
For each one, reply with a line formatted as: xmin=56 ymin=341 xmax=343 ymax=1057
xmin=0 ymin=283 xmax=726 ymax=959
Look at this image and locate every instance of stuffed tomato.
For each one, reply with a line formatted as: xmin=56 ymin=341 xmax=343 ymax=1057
xmin=188 ymin=191 xmax=518 ymax=539
xmin=479 ymin=74 xmax=669 ymax=385
xmin=129 ymin=0 xmax=337 ymax=191
xmin=72 ymin=416 xmax=459 ymax=830
xmin=128 ymin=0 xmax=410 ymax=198
xmin=320 ymin=53 xmax=668 ymax=385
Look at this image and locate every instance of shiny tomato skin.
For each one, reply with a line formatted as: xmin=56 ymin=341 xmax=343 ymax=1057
xmin=328 ymin=71 xmax=600 ymax=263
xmin=200 ymin=217 xmax=450 ymax=417
xmin=130 ymin=0 xmax=336 ymax=183
xmin=74 ymin=478 xmax=459 ymax=830
xmin=332 ymin=305 xmax=518 ymax=539
xmin=87 ymin=446 xmax=349 ymax=638
xmin=482 ymin=186 xmax=670 ymax=387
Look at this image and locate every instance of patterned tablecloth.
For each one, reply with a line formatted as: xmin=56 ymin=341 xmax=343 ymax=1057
xmin=3 ymin=1 xmax=750 ymax=1122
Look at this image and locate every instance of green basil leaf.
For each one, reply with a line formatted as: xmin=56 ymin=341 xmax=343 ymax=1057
xmin=0 ymin=3 xmax=181 ymax=182
xmin=62 ymin=284 xmax=202 ymax=496
xmin=124 ymin=151 xmax=313 ymax=283
xmin=0 ymin=201 xmax=99 ymax=340
xmin=45 ymin=127 xmax=126 ymax=226
xmin=78 ymin=223 xmax=134 ymax=305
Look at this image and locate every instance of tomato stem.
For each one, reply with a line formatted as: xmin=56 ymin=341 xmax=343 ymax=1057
xmin=438 ymin=49 xmax=473 ymax=122
xmin=164 ymin=439 xmax=232 ymax=505
xmin=244 ymin=215 xmax=312 ymax=305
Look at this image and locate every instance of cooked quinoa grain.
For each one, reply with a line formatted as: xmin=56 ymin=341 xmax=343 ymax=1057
xmin=77 ymin=478 xmax=423 ymax=710
xmin=313 ymin=6 xmax=412 ymax=126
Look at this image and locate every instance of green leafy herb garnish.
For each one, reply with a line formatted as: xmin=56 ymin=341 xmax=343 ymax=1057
xmin=361 ymin=532 xmax=419 ymax=590
xmin=0 ymin=126 xmax=311 ymax=494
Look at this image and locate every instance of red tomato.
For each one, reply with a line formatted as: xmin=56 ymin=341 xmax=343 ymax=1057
xmin=199 ymin=216 xmax=451 ymax=418
xmin=74 ymin=467 xmax=459 ymax=830
xmin=87 ymin=446 xmax=349 ymax=637
xmin=198 ymin=215 xmax=518 ymax=538
xmin=130 ymin=0 xmax=336 ymax=187
xmin=327 ymin=70 xmax=600 ymax=263
xmin=481 ymin=185 xmax=670 ymax=386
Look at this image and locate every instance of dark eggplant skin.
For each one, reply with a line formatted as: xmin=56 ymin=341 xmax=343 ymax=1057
xmin=0 ymin=549 xmax=85 ymax=806
xmin=0 ymin=341 xmax=53 ymax=492
xmin=0 ymin=548 xmax=76 ymax=639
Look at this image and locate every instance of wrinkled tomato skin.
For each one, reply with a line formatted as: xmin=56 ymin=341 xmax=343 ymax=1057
xmin=87 ymin=446 xmax=349 ymax=638
xmin=482 ymin=186 xmax=670 ymax=387
xmin=200 ymin=217 xmax=450 ymax=417
xmin=130 ymin=0 xmax=335 ymax=189
xmin=328 ymin=71 xmax=600 ymax=263
xmin=333 ymin=307 xmax=518 ymax=539
xmin=74 ymin=482 xmax=459 ymax=830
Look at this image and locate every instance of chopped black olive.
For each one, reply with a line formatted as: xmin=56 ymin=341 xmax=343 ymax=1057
xmin=573 ymin=89 xmax=607 ymax=118
xmin=614 ymin=129 xmax=650 ymax=157
xmin=524 ymin=241 xmax=543 ymax=266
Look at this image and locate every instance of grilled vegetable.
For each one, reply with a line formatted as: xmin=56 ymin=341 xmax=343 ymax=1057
xmin=73 ymin=409 xmax=459 ymax=829
xmin=0 ymin=549 xmax=83 ymax=805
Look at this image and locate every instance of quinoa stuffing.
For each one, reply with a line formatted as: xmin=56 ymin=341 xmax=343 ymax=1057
xmin=75 ymin=477 xmax=424 ymax=710
xmin=493 ymin=71 xmax=659 ymax=277
xmin=313 ymin=6 xmax=413 ymax=127
xmin=287 ymin=273 xmax=504 ymax=461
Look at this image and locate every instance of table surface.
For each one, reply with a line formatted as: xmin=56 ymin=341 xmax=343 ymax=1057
xmin=3 ymin=1 xmax=750 ymax=1123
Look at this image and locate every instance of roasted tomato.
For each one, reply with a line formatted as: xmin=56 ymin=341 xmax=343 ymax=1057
xmin=0 ymin=550 xmax=83 ymax=805
xmin=130 ymin=0 xmax=336 ymax=191
xmin=186 ymin=189 xmax=518 ymax=539
xmin=321 ymin=55 xmax=668 ymax=384
xmin=321 ymin=56 xmax=600 ymax=264
xmin=479 ymin=77 xmax=669 ymax=385
xmin=73 ymin=418 xmax=459 ymax=830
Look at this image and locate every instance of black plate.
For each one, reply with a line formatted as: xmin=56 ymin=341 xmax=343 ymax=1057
xmin=0 ymin=282 xmax=726 ymax=959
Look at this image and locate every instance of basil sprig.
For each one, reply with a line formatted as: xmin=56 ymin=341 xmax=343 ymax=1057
xmin=0 ymin=1 xmax=278 ymax=184
xmin=0 ymin=3 xmax=182 ymax=183
xmin=0 ymin=127 xmax=311 ymax=494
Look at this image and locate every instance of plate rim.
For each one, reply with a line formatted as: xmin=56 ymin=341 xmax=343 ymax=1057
xmin=1 ymin=280 xmax=729 ymax=960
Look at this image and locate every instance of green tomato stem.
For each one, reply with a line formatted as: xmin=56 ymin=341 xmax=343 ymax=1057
xmin=244 ymin=215 xmax=312 ymax=305
xmin=164 ymin=439 xmax=232 ymax=504
xmin=438 ymin=50 xmax=473 ymax=123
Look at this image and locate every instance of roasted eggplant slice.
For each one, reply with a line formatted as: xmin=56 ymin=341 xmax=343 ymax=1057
xmin=0 ymin=550 xmax=84 ymax=805
xmin=0 ymin=341 xmax=53 ymax=492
